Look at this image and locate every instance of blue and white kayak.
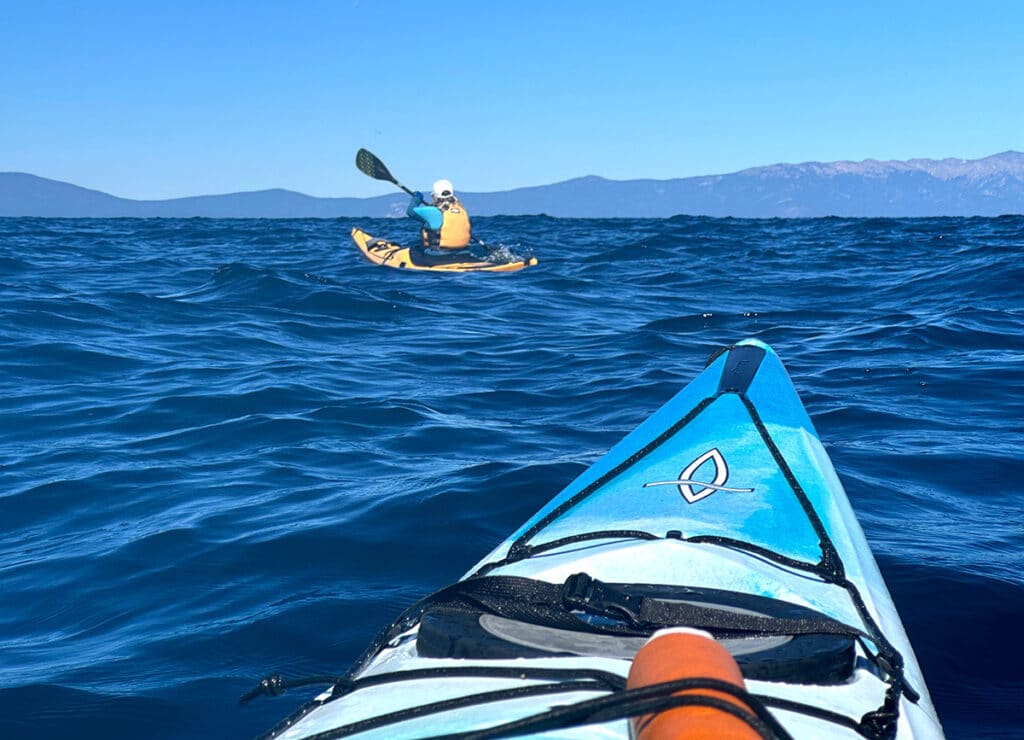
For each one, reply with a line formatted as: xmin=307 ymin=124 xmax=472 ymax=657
xmin=253 ymin=339 xmax=943 ymax=739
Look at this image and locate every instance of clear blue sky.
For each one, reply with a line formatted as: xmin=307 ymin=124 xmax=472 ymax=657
xmin=2 ymin=1 xmax=1022 ymax=199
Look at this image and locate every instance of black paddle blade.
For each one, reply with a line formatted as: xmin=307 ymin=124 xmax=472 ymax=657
xmin=356 ymin=148 xmax=396 ymax=183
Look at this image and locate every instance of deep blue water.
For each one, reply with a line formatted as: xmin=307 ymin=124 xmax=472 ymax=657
xmin=1 ymin=215 xmax=1022 ymax=739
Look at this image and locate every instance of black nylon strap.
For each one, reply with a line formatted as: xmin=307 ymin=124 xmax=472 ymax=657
xmin=399 ymin=677 xmax=794 ymax=740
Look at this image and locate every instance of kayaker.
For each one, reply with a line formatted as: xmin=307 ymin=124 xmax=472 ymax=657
xmin=406 ymin=179 xmax=472 ymax=255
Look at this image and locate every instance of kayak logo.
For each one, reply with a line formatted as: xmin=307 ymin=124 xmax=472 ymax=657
xmin=643 ymin=448 xmax=754 ymax=504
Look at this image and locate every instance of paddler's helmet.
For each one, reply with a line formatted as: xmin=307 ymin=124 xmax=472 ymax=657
xmin=432 ymin=179 xmax=455 ymax=202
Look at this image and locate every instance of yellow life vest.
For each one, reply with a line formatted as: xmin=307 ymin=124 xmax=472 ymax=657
xmin=422 ymin=199 xmax=471 ymax=249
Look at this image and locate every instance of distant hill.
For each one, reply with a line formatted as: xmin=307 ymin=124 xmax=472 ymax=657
xmin=3 ymin=152 xmax=1024 ymax=218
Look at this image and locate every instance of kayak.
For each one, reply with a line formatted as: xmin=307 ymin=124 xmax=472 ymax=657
xmin=351 ymin=227 xmax=538 ymax=272
xmin=251 ymin=339 xmax=943 ymax=739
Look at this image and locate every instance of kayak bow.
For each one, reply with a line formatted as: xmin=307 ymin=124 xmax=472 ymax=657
xmin=255 ymin=339 xmax=942 ymax=739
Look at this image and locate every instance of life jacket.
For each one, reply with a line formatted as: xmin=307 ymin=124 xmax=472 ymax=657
xmin=422 ymin=199 xmax=471 ymax=250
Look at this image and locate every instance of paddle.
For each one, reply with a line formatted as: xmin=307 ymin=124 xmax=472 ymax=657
xmin=355 ymin=148 xmax=419 ymax=200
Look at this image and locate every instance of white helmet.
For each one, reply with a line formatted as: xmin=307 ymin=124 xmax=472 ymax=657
xmin=432 ymin=179 xmax=455 ymax=200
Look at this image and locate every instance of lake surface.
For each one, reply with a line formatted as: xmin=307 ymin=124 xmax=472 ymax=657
xmin=1 ymin=215 xmax=1022 ymax=738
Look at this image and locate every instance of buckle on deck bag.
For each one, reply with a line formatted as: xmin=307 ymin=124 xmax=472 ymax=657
xmin=561 ymin=573 xmax=643 ymax=627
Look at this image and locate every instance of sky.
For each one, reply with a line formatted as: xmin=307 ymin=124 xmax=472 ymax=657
xmin=2 ymin=1 xmax=1023 ymax=200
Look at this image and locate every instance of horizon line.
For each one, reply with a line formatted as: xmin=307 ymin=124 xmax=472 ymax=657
xmin=3 ymin=149 xmax=1022 ymax=203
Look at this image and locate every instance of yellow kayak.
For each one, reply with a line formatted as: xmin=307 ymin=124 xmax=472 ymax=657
xmin=351 ymin=227 xmax=538 ymax=273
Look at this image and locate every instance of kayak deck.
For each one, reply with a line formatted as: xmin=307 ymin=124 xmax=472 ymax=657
xmin=256 ymin=340 xmax=942 ymax=739
xmin=351 ymin=227 xmax=538 ymax=272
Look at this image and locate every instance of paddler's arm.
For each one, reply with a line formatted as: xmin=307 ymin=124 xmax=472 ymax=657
xmin=407 ymin=192 xmax=444 ymax=231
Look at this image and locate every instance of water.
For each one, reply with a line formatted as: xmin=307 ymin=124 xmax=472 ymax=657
xmin=0 ymin=215 xmax=1022 ymax=739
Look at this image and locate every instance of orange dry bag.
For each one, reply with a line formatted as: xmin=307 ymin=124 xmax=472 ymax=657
xmin=627 ymin=628 xmax=761 ymax=739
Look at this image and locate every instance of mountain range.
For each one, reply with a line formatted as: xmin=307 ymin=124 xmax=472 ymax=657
xmin=3 ymin=152 xmax=1024 ymax=218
